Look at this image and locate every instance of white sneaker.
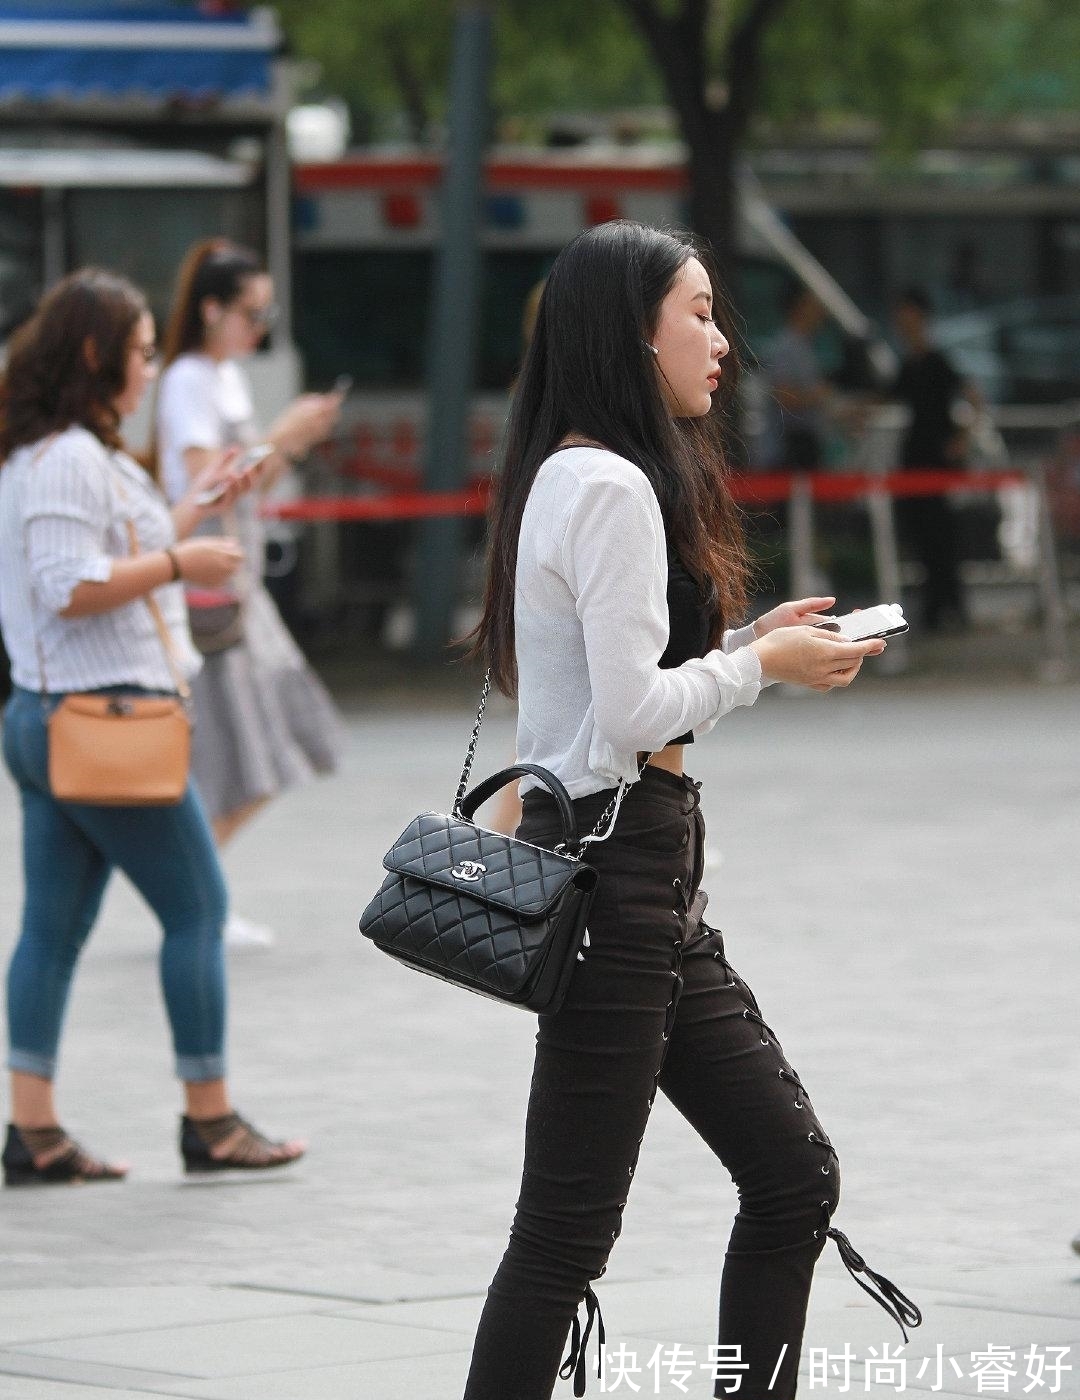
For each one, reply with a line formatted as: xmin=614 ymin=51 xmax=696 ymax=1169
xmin=224 ymin=914 xmax=276 ymax=949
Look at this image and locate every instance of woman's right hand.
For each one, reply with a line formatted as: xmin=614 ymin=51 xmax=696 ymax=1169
xmin=173 ymin=537 xmax=244 ymax=587
xmin=751 ymin=625 xmax=886 ymax=692
xmin=270 ymin=393 xmax=341 ymax=459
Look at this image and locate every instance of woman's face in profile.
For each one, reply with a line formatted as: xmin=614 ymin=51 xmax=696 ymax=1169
xmin=650 ymin=256 xmax=729 ymax=418
xmin=205 ymin=272 xmax=276 ymax=359
xmin=114 ymin=311 xmax=157 ymax=419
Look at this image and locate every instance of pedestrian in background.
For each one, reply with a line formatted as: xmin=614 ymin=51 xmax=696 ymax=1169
xmin=763 ymin=285 xmax=835 ymax=470
xmin=155 ymin=239 xmax=345 ymax=948
xmin=0 ymin=268 xmax=305 ymax=1184
xmin=892 ymin=285 xmax=975 ymax=633
xmin=461 ymin=222 xmax=918 ymax=1400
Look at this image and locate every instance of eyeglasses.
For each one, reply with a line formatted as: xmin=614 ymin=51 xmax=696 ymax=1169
xmin=237 ymin=303 xmax=279 ymax=330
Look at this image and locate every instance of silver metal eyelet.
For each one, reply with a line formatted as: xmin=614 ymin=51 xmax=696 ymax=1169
xmin=821 ymin=1165 xmax=831 ymax=1175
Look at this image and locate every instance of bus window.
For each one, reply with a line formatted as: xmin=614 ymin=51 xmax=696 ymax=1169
xmin=0 ymin=188 xmax=43 ymax=339
xmin=295 ymin=248 xmax=556 ymax=391
xmin=477 ymin=251 xmax=555 ymax=388
xmin=67 ymin=186 xmax=264 ymax=327
xmin=293 ymin=248 xmax=432 ymax=388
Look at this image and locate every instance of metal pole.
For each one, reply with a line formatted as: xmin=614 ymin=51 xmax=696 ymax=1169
xmin=866 ymin=486 xmax=908 ymax=673
xmin=412 ymin=4 xmax=492 ymax=658
xmin=788 ymin=473 xmax=816 ymax=600
xmin=1031 ymin=459 xmax=1070 ymax=681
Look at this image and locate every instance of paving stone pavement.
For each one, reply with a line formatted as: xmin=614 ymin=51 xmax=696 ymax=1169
xmin=0 ymin=667 xmax=1077 ymax=1399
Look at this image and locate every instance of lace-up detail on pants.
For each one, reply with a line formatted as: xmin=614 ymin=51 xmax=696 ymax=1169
xmin=707 ymin=914 xmax=921 ymax=1355
xmin=463 ymin=769 xmax=920 ymax=1400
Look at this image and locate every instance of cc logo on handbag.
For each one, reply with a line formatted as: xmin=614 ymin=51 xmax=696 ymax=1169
xmin=451 ymin=859 xmax=487 ymax=882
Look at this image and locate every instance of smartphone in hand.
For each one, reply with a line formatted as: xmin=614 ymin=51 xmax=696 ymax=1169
xmin=814 ymin=603 xmax=909 ymax=641
xmin=194 ymin=444 xmax=274 ymax=506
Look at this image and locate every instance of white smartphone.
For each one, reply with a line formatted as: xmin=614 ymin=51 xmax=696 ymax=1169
xmin=814 ymin=602 xmax=909 ymax=641
xmin=194 ymin=444 xmax=274 ymax=506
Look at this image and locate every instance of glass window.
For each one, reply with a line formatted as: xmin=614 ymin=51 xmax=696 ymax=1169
xmin=0 ymin=188 xmax=43 ymax=339
xmin=882 ymin=216 xmax=1038 ymax=313
xmin=293 ymin=249 xmax=432 ymax=389
xmin=477 ymin=251 xmax=553 ymax=389
xmin=293 ymin=248 xmax=555 ymax=390
xmin=66 ymin=186 xmax=264 ymax=328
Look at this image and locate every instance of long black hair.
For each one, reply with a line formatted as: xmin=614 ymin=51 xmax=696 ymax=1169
xmin=470 ymin=220 xmax=751 ymax=697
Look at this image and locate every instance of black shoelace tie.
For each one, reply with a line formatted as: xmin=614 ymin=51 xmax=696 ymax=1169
xmin=724 ymin=936 xmax=922 ymax=1351
xmin=559 ymin=1282 xmax=606 ymax=1397
xmin=778 ymin=1066 xmax=808 ymax=1109
xmin=742 ymin=1007 xmax=777 ymax=1046
xmin=825 ymin=1226 xmax=923 ymax=1342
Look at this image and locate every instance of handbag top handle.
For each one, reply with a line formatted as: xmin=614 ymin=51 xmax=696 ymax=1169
xmin=23 ymin=437 xmax=191 ymax=703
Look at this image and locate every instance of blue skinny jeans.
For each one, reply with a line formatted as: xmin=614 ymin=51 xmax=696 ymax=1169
xmin=3 ymin=686 xmax=228 ymax=1083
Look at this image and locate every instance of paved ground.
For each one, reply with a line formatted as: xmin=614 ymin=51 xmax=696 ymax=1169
xmin=0 ymin=647 xmax=1077 ymax=1399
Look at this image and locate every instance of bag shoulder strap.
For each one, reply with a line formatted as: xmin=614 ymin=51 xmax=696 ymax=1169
xmin=111 ymin=465 xmax=191 ymax=702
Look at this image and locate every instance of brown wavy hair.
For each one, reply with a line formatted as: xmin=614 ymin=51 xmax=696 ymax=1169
xmin=0 ymin=268 xmax=147 ymax=460
xmin=469 ymin=221 xmax=752 ymax=698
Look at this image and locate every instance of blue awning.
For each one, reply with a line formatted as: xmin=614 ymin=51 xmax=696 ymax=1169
xmin=0 ymin=4 xmax=280 ymax=104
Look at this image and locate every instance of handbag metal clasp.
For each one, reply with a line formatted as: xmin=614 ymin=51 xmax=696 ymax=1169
xmin=451 ymin=860 xmax=486 ymax=882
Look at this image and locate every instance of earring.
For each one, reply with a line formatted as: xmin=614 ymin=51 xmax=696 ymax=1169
xmin=641 ymin=341 xmax=659 ymax=356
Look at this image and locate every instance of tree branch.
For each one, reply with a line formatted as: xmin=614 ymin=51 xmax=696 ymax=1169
xmin=620 ymin=0 xmax=708 ymax=137
xmin=383 ymin=21 xmax=431 ymax=145
xmin=725 ymin=0 xmax=791 ymax=138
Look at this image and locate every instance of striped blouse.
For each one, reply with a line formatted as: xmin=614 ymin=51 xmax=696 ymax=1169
xmin=0 ymin=426 xmax=201 ymax=694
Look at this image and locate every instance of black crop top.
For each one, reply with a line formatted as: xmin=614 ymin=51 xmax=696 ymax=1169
xmin=658 ymin=549 xmax=715 ymax=746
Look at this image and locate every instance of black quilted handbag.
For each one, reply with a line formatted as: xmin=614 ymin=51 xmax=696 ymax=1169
xmin=359 ymin=674 xmax=627 ymax=1015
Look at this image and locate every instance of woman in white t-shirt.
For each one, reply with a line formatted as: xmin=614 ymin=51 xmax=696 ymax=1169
xmin=156 ymin=241 xmax=344 ymax=946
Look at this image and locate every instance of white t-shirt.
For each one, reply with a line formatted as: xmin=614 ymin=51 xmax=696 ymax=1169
xmin=514 ymin=447 xmax=765 ymax=797
xmin=156 ymin=353 xmax=255 ymax=504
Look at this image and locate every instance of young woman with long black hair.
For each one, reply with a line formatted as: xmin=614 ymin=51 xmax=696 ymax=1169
xmin=462 ymin=223 xmax=918 ymax=1399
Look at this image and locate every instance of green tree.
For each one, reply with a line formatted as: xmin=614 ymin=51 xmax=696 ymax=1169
xmin=274 ymin=0 xmax=1080 ymax=276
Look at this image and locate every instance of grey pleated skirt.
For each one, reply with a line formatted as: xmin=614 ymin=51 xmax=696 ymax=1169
xmin=189 ymin=583 xmax=344 ymax=824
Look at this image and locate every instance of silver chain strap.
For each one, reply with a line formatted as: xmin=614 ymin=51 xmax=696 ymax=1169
xmin=453 ymin=669 xmax=491 ymax=815
xmin=453 ymin=669 xmax=635 ymax=852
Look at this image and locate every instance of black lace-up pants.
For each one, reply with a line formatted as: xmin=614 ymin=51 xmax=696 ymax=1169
xmin=463 ymin=767 xmax=841 ymax=1400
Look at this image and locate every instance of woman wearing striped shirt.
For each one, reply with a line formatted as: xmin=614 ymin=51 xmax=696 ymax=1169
xmin=0 ymin=269 xmax=305 ymax=1185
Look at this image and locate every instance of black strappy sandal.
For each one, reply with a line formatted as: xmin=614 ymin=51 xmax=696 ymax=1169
xmin=180 ymin=1111 xmax=305 ymax=1175
xmin=2 ymin=1123 xmax=127 ymax=1186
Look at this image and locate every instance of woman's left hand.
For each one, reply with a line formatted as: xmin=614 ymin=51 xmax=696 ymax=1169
xmin=752 ymin=596 xmax=836 ymax=638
